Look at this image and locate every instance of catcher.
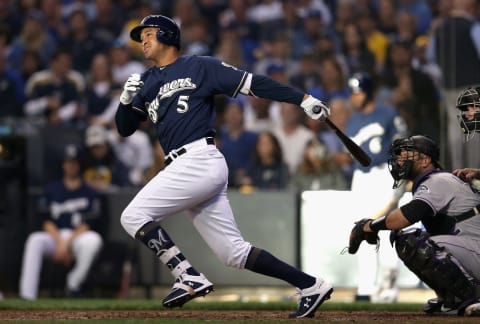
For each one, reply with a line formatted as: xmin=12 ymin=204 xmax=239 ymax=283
xmin=348 ymin=135 xmax=480 ymax=316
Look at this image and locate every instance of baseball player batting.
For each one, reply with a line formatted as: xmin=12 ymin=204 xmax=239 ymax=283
xmin=115 ymin=15 xmax=332 ymax=318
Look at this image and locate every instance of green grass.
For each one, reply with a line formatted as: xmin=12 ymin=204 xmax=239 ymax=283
xmin=0 ymin=298 xmax=423 ymax=311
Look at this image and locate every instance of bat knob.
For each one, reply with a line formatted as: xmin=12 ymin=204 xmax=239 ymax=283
xmin=312 ymin=106 xmax=322 ymax=114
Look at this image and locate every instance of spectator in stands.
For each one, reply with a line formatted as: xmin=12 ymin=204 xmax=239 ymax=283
xmin=341 ymin=22 xmax=376 ymax=77
xmin=109 ymin=40 xmax=145 ymax=85
xmin=117 ymin=0 xmax=156 ymax=60
xmin=8 ymin=10 xmax=57 ymax=71
xmin=0 ymin=49 xmax=25 ymax=119
xmin=395 ymin=11 xmax=418 ymax=44
xmin=172 ymin=0 xmax=203 ymax=32
xmin=290 ymin=138 xmax=348 ymax=191
xmin=108 ymin=123 xmax=154 ymax=187
xmin=218 ymin=0 xmax=260 ymax=68
xmin=411 ymin=35 xmax=442 ymax=89
xmin=0 ymin=25 xmax=12 ymax=57
xmin=182 ymin=18 xmax=213 ymax=56
xmin=19 ymin=50 xmax=44 ymax=86
xmin=313 ymin=32 xmax=347 ymax=70
xmin=308 ymin=56 xmax=350 ymax=104
xmin=84 ymin=52 xmax=121 ymax=127
xmin=81 ymin=124 xmax=131 ymax=192
xmin=377 ymin=0 xmax=398 ymax=37
xmin=398 ymin=0 xmax=432 ymax=35
xmin=379 ymin=38 xmax=440 ymax=142
xmin=241 ymin=131 xmax=289 ymax=190
xmin=291 ymin=8 xmax=326 ymax=60
xmin=273 ymin=102 xmax=315 ymax=175
xmin=90 ymin=0 xmax=124 ymax=45
xmin=214 ymin=22 xmax=246 ymax=70
xmin=19 ymin=144 xmax=103 ymax=300
xmin=357 ymin=9 xmax=389 ymax=74
xmin=289 ymin=50 xmax=321 ymax=92
xmin=61 ymin=6 xmax=109 ymax=74
xmin=0 ymin=0 xmax=21 ymax=46
xmin=332 ymin=0 xmax=357 ymax=37
xmin=427 ymin=0 xmax=453 ymax=36
xmin=23 ymin=48 xmax=86 ymax=128
xmin=219 ymin=100 xmax=258 ymax=188
xmin=39 ymin=0 xmax=69 ymax=44
xmin=427 ymin=0 xmax=480 ymax=170
xmin=244 ymin=95 xmax=277 ymax=133
xmin=312 ymin=97 xmax=354 ymax=186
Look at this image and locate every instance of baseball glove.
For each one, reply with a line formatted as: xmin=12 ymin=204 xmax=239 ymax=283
xmin=348 ymin=218 xmax=380 ymax=254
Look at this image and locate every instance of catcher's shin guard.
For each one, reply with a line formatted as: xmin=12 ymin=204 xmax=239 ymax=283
xmin=394 ymin=229 xmax=480 ymax=307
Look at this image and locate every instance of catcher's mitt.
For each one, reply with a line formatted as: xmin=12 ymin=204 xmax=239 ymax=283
xmin=348 ymin=218 xmax=379 ymax=254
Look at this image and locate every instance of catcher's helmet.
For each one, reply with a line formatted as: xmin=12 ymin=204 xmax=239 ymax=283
xmin=387 ymin=135 xmax=441 ymax=188
xmin=455 ymin=86 xmax=480 ymax=140
xmin=348 ymin=72 xmax=374 ymax=99
xmin=130 ymin=15 xmax=180 ymax=49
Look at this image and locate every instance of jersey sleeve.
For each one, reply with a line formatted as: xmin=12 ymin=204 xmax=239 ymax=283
xmin=413 ymin=176 xmax=453 ymax=215
xmin=199 ymin=56 xmax=305 ymax=104
xmin=199 ymin=56 xmax=249 ymax=97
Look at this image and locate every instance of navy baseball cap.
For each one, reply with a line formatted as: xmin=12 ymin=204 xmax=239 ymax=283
xmin=63 ymin=144 xmax=80 ymax=161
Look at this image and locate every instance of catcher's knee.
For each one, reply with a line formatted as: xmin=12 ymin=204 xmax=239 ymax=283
xmin=394 ymin=230 xmax=479 ymax=301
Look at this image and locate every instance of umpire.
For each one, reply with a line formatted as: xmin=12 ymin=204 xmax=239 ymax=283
xmin=350 ymin=135 xmax=480 ymax=316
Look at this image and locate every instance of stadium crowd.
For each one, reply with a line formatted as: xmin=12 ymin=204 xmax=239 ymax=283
xmin=2 ymin=0 xmax=473 ymax=192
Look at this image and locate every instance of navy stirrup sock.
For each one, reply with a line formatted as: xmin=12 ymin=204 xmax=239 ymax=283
xmin=245 ymin=247 xmax=315 ymax=289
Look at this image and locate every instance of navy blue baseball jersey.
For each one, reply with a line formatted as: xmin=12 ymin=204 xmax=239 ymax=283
xmin=345 ymin=103 xmax=407 ymax=172
xmin=38 ymin=180 xmax=101 ymax=229
xmin=131 ymin=56 xmax=248 ymax=153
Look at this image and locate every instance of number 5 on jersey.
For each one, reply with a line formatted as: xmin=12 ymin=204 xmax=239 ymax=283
xmin=148 ymin=95 xmax=190 ymax=123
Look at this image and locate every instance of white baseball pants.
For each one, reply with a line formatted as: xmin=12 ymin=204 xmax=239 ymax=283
xmin=120 ymin=138 xmax=252 ymax=269
xmin=19 ymin=229 xmax=103 ymax=300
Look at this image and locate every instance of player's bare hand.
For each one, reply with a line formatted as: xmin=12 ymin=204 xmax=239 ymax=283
xmin=453 ymin=168 xmax=480 ymax=182
xmin=120 ymin=73 xmax=144 ymax=105
xmin=301 ymin=95 xmax=330 ymax=121
xmin=52 ymin=241 xmax=72 ymax=266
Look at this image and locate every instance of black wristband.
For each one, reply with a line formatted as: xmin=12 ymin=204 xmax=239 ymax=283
xmin=369 ymin=216 xmax=388 ymax=231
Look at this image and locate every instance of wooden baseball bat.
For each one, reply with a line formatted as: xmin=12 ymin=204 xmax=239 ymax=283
xmin=324 ymin=118 xmax=371 ymax=167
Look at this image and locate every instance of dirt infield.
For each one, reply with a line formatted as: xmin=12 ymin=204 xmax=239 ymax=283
xmin=2 ymin=310 xmax=480 ymax=323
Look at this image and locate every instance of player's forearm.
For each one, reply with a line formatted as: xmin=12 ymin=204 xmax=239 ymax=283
xmin=115 ymin=103 xmax=142 ymax=137
xmin=248 ymin=74 xmax=305 ymax=105
xmin=43 ymin=220 xmax=62 ymax=244
xmin=365 ymin=208 xmax=411 ymax=232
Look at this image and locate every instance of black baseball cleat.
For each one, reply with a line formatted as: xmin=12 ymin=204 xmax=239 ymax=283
xmin=288 ymin=278 xmax=334 ymax=318
xmin=423 ymin=297 xmax=459 ymax=315
xmin=162 ymin=273 xmax=214 ymax=308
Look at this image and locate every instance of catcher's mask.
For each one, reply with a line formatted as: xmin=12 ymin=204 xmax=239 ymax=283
xmin=388 ymin=135 xmax=441 ymax=189
xmin=456 ymin=87 xmax=480 ymax=141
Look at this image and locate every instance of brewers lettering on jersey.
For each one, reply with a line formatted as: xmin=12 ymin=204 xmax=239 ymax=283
xmin=115 ymin=14 xmax=332 ymax=318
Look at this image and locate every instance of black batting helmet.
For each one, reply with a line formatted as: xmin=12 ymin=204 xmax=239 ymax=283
xmin=387 ymin=135 xmax=441 ymax=188
xmin=455 ymin=86 xmax=480 ymax=140
xmin=348 ymin=72 xmax=374 ymax=100
xmin=130 ymin=15 xmax=180 ymax=49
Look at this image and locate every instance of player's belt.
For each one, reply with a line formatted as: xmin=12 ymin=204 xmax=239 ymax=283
xmin=164 ymin=137 xmax=215 ymax=166
xmin=453 ymin=204 xmax=480 ymax=223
